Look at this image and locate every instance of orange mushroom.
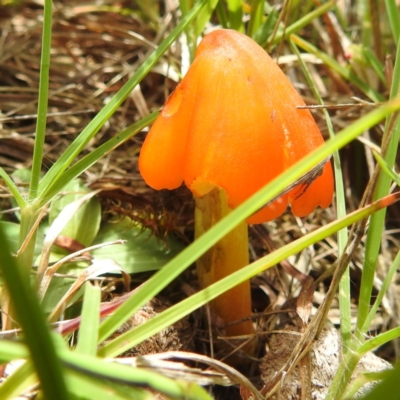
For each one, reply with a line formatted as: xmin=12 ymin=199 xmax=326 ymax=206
xmin=139 ymin=29 xmax=334 ymax=224
xmin=139 ymin=29 xmax=334 ymax=358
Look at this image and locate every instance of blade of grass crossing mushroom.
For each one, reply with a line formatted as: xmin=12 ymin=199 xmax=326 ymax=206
xmin=255 ymin=156 xmax=332 ymax=212
xmin=97 ymin=101 xmax=400 ymax=347
xmin=137 ymin=28 xmax=334 ymax=355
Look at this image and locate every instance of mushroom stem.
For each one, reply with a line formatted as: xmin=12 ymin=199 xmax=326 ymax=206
xmin=195 ymin=186 xmax=255 ymax=353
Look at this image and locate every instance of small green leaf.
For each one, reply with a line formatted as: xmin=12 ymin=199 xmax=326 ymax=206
xmin=0 ymin=221 xmax=21 ymax=253
xmin=11 ymin=168 xmax=32 ymax=185
xmin=49 ymin=179 xmax=101 ymax=250
xmin=41 ymin=271 xmax=79 ymax=315
xmin=91 ymin=218 xmax=184 ymax=273
xmin=253 ymin=7 xmax=278 ymax=46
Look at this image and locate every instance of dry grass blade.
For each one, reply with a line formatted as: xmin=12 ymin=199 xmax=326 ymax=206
xmin=115 ymin=351 xmax=264 ymax=400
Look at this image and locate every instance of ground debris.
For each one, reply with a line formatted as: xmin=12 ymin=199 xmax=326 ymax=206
xmin=261 ymin=323 xmax=390 ymax=399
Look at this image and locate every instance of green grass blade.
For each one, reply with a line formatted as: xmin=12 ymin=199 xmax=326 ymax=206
xmin=253 ymin=6 xmax=278 ymax=46
xmin=373 ymin=150 xmax=400 ymax=185
xmin=271 ymin=1 xmax=335 ymax=45
xmin=344 ymin=370 xmax=389 ymax=400
xmin=65 ymin=370 xmax=153 ymax=400
xmin=0 ymin=340 xmax=29 ymax=362
xmin=37 ymin=0 xmax=208 ymax=202
xmin=248 ymin=0 xmax=264 ymax=38
xmin=61 ymin=351 xmax=213 ymax=400
xmin=291 ymin=34 xmax=384 ymax=102
xmin=195 ymin=0 xmax=219 ymax=37
xmin=97 ymin=100 xmax=400 ymax=345
xmin=226 ymin=0 xmax=243 ymax=31
xmin=385 ymin=0 xmax=400 ymax=45
xmin=361 ymin=250 xmax=400 ymax=335
xmin=0 ymin=361 xmax=37 ymax=400
xmin=0 ymin=167 xmax=26 ymax=209
xmin=28 ymin=0 xmax=52 ymax=200
xmin=355 ymin=34 xmax=400 ymax=340
xmin=358 ymin=326 xmax=400 ymax=356
xmin=362 ymin=47 xmax=387 ymax=85
xmin=326 ymin=349 xmax=361 ymax=400
xmin=0 ymin=226 xmax=70 ymax=400
xmin=357 ymin=0 xmax=372 ymax=48
xmin=360 ymin=362 xmax=400 ymax=400
xmin=215 ymin=1 xmax=229 ymax=28
xmin=39 ymin=111 xmax=157 ymax=204
xmin=179 ymin=0 xmax=197 ymax=62
xmin=76 ymin=282 xmax=101 ymax=356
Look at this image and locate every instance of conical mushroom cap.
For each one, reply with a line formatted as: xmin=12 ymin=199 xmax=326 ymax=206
xmin=139 ymin=29 xmax=334 ymax=224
